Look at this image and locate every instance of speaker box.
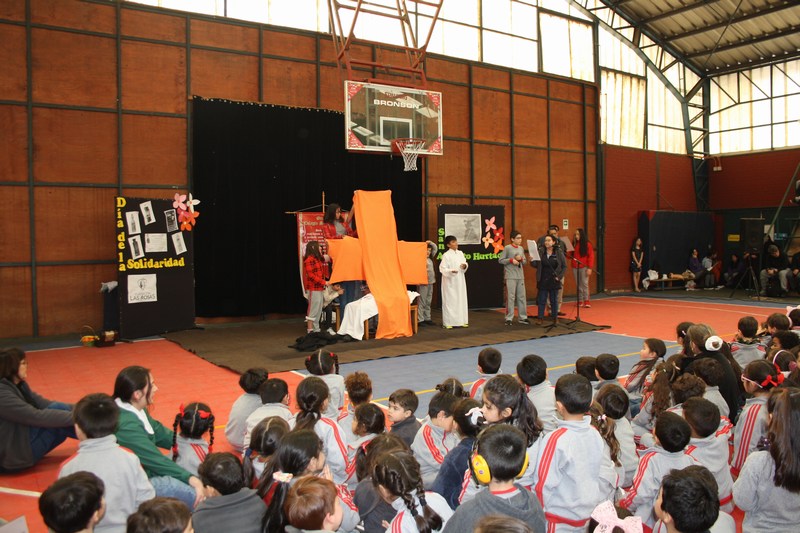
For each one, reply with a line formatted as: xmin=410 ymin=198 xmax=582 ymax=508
xmin=740 ymin=218 xmax=764 ymax=253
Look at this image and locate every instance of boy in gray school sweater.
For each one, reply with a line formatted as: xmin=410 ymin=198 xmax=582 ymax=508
xmin=498 ymin=230 xmax=529 ymax=325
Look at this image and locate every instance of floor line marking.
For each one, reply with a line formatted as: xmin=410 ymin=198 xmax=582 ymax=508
xmin=0 ymin=486 xmax=41 ymax=497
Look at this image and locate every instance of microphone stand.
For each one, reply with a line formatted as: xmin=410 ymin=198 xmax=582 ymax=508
xmin=562 ymin=255 xmax=599 ymax=330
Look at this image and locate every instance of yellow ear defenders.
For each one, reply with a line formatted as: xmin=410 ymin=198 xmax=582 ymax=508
xmin=469 ymin=448 xmax=530 ymax=485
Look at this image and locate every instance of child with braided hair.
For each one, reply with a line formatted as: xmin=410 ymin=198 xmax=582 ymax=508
xmin=588 ymin=402 xmax=622 ymax=501
xmin=373 ymin=450 xmax=453 ymax=533
xmin=243 ymin=416 xmax=290 ymax=488
xmin=632 ymin=361 xmax=678 ymax=445
xmin=171 ymin=402 xmax=214 ymax=477
xmin=306 ymin=350 xmax=345 ymax=419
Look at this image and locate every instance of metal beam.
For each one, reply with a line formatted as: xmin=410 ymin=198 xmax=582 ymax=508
xmin=705 ymin=49 xmax=800 ymax=75
xmin=641 ymin=0 xmax=721 ymax=25
xmin=664 ymin=2 xmax=798 ymax=43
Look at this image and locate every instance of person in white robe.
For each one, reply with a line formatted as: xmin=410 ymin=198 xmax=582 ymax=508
xmin=440 ymin=235 xmax=469 ymax=328
xmin=337 ymin=289 xmax=419 ymax=340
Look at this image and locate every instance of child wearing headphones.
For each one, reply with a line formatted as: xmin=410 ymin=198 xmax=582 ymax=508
xmin=442 ymin=424 xmax=546 ymax=533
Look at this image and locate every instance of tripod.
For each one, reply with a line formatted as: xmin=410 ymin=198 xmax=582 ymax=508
xmin=562 ymin=256 xmax=599 ymax=330
xmin=729 ymin=250 xmax=761 ymax=301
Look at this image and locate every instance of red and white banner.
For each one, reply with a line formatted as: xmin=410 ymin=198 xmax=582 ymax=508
xmin=296 ymin=212 xmax=326 ymax=298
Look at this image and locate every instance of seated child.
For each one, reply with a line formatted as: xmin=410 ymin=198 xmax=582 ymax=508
xmin=533 ymin=374 xmax=607 ymax=532
xmin=387 ymin=388 xmax=421 ymax=447
xmin=224 ymin=367 xmax=269 ymax=453
xmin=588 ymin=403 xmax=624 ymax=501
xmin=431 ymin=398 xmax=482 ymax=509
xmin=171 ymin=402 xmax=214 ymax=477
xmin=284 ymin=477 xmax=344 ymax=533
xmin=588 ymin=501 xmax=640 ymax=533
xmin=759 ymin=312 xmax=790 ymax=349
xmin=437 ymin=377 xmax=469 ymax=398
xmin=596 ymin=383 xmax=638 ymax=488
xmin=126 ymin=497 xmax=192 ymax=533
xmin=474 ymin=515 xmax=534 ymax=533
xmin=59 ymin=393 xmax=154 ymax=532
xmin=632 ymin=361 xmax=678 ymax=443
xmin=653 ymin=465 xmax=733 ymax=533
xmin=243 ymin=378 xmax=293 ymax=449
xmin=682 ymin=398 xmax=734 ymax=512
xmin=338 ymin=371 xmax=372 ymax=444
xmin=242 ymin=416 xmax=290 ymax=488
xmin=353 ymin=434 xmax=409 ymax=532
xmin=516 ymin=354 xmax=559 ymax=433
xmin=640 ymin=373 xmax=704 ymax=449
xmin=731 ymin=360 xmax=777 ymax=477
xmin=626 ymin=338 xmax=667 ymax=416
xmin=689 ymin=358 xmax=730 ymax=418
xmin=411 ymin=390 xmax=461 ymax=488
xmin=39 ymin=471 xmax=106 ymax=533
xmin=442 ymin=425 xmax=546 ymax=532
xmin=345 ymin=403 xmax=385 ymax=489
xmin=193 ymin=452 xmax=267 ymax=533
xmin=620 ymin=412 xmax=696 ymax=527
xmin=729 ymin=316 xmax=766 ymax=368
xmin=593 ymin=353 xmax=621 ymax=397
xmin=575 ymin=356 xmax=599 ymax=382
xmin=470 ymin=347 xmax=502 ymax=400
xmin=373 ymin=450 xmax=454 ymax=531
xmin=305 ymin=350 xmax=345 ymax=419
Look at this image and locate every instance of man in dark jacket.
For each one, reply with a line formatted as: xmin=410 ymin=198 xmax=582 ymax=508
xmin=759 ymin=244 xmax=790 ymax=296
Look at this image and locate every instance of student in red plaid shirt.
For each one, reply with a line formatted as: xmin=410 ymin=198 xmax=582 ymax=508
xmin=304 ymin=240 xmax=328 ymax=333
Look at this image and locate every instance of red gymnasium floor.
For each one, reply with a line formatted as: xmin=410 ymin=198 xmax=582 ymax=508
xmin=1 ymin=296 xmax=776 ymax=531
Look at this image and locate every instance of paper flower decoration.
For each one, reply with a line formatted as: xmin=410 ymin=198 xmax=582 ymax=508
xmin=482 ymin=232 xmax=494 ymax=249
xmin=179 ymin=210 xmax=199 ymax=231
xmin=493 ymin=227 xmax=504 ymax=243
xmin=484 ymin=216 xmax=496 ymax=233
xmin=173 ymin=193 xmax=187 ymax=211
xmin=492 ymin=239 xmax=505 ymax=254
xmin=187 ymin=193 xmax=200 ymax=213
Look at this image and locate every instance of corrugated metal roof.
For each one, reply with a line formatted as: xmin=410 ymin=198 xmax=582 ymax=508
xmin=599 ymin=0 xmax=800 ymax=75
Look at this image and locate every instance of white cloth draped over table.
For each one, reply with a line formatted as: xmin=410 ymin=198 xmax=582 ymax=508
xmin=337 ymin=291 xmax=419 ymax=340
xmin=439 ymin=249 xmax=469 ymax=327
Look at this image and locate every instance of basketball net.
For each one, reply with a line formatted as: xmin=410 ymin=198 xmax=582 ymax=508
xmin=391 ymin=138 xmax=426 ymax=172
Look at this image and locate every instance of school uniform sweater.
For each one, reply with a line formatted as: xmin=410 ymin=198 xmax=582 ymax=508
xmin=320 ymin=374 xmax=346 ymax=419
xmin=442 ymin=485 xmax=546 ymax=533
xmin=59 ymin=435 xmax=155 ymax=533
xmin=620 ymin=446 xmax=697 ymax=527
xmin=613 ymin=416 xmax=638 ymax=487
xmin=731 ymin=395 xmax=768 ymax=477
xmin=652 ymin=512 xmax=736 ymax=533
xmin=345 ymin=433 xmax=378 ymax=489
xmin=430 ymin=437 xmax=474 ymax=510
xmin=192 ymin=488 xmax=266 ymax=533
xmin=385 ymin=490 xmax=453 ymax=533
xmin=703 ymin=386 xmax=730 ymax=418
xmin=338 ymin=404 xmax=357 ymax=444
xmin=411 ymin=417 xmax=460 ymax=488
xmin=224 ymin=392 xmax=263 ymax=453
xmin=733 ymin=450 xmax=800 ymax=533
xmin=499 ymin=244 xmax=527 ymax=279
xmin=115 ymin=404 xmax=192 ymax=484
xmin=687 ymin=432 xmax=734 ymax=512
xmin=469 ymin=373 xmax=495 ymax=401
xmin=242 ymin=402 xmax=294 ymax=450
xmin=526 ymin=380 xmax=559 ymax=433
xmin=729 ymin=340 xmax=766 ymax=368
xmin=532 ymin=416 xmax=606 ymax=533
xmin=354 ymin=476 xmax=396 ymax=533
xmin=175 ymin=435 xmax=208 ymax=477
xmin=309 ymin=416 xmax=351 ymax=485
xmin=389 ymin=415 xmax=421 ymax=447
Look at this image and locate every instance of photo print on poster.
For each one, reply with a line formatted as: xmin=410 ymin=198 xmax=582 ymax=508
xmin=126 ymin=211 xmax=141 ymax=235
xmin=444 ymin=213 xmax=482 ymax=245
xmin=127 ymin=273 xmax=158 ymax=304
xmin=145 ymin=233 xmax=168 ymax=253
xmin=165 ymin=209 xmax=178 ymax=232
xmin=140 ymin=201 xmax=156 ymax=225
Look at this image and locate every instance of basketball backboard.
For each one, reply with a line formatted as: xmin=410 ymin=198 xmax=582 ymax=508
xmin=344 ymin=81 xmax=443 ymax=155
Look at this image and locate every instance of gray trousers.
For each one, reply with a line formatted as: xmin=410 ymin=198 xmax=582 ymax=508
xmin=505 ymin=278 xmax=527 ymax=320
xmin=418 ymin=283 xmax=433 ymax=321
xmin=305 ymin=290 xmax=324 ymax=331
xmin=573 ymin=267 xmax=590 ymax=302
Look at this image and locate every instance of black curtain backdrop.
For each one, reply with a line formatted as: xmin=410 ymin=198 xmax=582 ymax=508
xmin=192 ymin=97 xmax=421 ymax=317
xmin=637 ymin=210 xmax=714 ymax=274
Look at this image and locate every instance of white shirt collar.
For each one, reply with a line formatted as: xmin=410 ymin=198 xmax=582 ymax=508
xmin=115 ymin=397 xmax=154 ymax=434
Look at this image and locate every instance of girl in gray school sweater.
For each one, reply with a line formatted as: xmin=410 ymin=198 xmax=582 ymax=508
xmin=498 ymin=230 xmax=529 ymax=325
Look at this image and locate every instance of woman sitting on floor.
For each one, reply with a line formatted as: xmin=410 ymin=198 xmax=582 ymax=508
xmin=0 ymin=348 xmax=75 ymax=472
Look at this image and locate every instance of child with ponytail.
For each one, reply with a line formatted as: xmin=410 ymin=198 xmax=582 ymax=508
xmin=431 ymin=397 xmax=482 ymax=509
xmin=373 ymin=451 xmax=453 ymax=533
xmin=632 ymin=361 xmax=678 ymax=444
xmin=731 ymin=360 xmax=785 ymax=477
xmin=258 ymin=429 xmax=359 ymax=533
xmin=243 ymin=416 xmax=290 ymax=488
xmin=588 ymin=402 xmax=622 ymax=501
xmin=306 ymin=350 xmax=345 ymax=419
xmin=171 ymin=402 xmax=214 ymax=477
xmin=294 ymin=376 xmax=350 ymax=485
xmin=626 ymin=338 xmax=667 ymax=416
xmin=345 ymin=403 xmax=385 ymax=489
xmin=733 ymin=387 xmax=800 ymax=532
xmin=480 ymin=374 xmax=543 ymax=489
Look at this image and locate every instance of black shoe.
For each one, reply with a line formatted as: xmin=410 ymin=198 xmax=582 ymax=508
xmin=518 ymin=319 xmax=530 ymax=325
xmin=418 ymin=321 xmax=427 ymax=327
xmin=557 ymin=312 xmax=566 ymax=317
xmin=424 ymin=320 xmax=436 ymax=326
xmin=505 ymin=320 xmax=512 ymax=326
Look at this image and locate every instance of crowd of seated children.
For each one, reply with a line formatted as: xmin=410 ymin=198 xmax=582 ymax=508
xmin=224 ymin=368 xmax=269 ymax=453
xmin=25 ymin=313 xmax=800 ymax=533
xmin=470 ymin=347 xmax=502 ymax=400
xmin=338 ymin=371 xmax=372 ymax=444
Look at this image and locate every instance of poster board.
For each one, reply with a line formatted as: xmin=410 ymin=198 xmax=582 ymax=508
xmin=115 ymin=197 xmax=195 ymax=339
xmin=296 ymin=212 xmax=326 ymax=297
xmin=437 ymin=205 xmax=504 ymax=309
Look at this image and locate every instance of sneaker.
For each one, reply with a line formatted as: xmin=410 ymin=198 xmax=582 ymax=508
xmin=583 ymin=302 xmax=591 ymax=308
xmin=326 ymin=327 xmax=336 ymax=335
xmin=462 ymin=324 xmax=469 ymax=328
xmin=518 ymin=319 xmax=530 ymax=325
xmin=557 ymin=311 xmax=566 ymax=317
xmin=505 ymin=320 xmax=513 ymax=326
xmin=443 ymin=325 xmax=453 ymax=329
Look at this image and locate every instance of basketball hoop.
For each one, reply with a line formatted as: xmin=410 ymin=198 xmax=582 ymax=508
xmin=391 ymin=138 xmax=426 ymax=172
